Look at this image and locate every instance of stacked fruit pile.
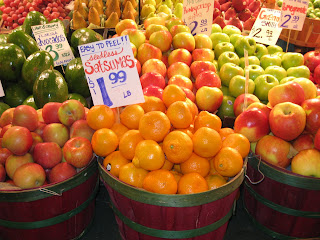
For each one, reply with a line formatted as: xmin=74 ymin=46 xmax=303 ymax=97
xmin=140 ymin=0 xmax=183 ymax=21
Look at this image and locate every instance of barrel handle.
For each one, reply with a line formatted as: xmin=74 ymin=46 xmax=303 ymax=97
xmin=244 ymin=155 xmax=265 ymax=185
xmin=39 ymin=188 xmax=63 ymax=196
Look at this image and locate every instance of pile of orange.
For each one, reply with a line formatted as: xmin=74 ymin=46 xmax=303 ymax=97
xmin=89 ymin=85 xmax=249 ymax=195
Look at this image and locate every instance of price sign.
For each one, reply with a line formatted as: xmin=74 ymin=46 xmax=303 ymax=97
xmin=78 ymin=36 xmax=144 ymax=108
xmin=279 ymin=0 xmax=308 ymax=31
xmin=32 ymin=22 xmax=74 ymax=66
xmin=182 ymin=0 xmax=214 ymax=36
xmin=249 ymin=8 xmax=283 ymax=46
xmin=0 ymin=81 xmax=4 ymax=97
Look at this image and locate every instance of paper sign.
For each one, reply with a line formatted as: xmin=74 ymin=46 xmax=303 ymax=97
xmin=0 ymin=81 xmax=4 ymax=97
xmin=78 ymin=36 xmax=144 ymax=108
xmin=32 ymin=22 xmax=74 ymax=66
xmin=279 ymin=0 xmax=308 ymax=31
xmin=183 ymin=0 xmax=214 ymax=36
xmin=249 ymin=8 xmax=283 ymax=46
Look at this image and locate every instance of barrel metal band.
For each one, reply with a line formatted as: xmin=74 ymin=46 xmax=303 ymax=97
xmin=244 ymin=181 xmax=320 ymax=218
xmin=109 ymin=200 xmax=234 ymax=239
xmin=0 ymin=178 xmax=99 ymax=229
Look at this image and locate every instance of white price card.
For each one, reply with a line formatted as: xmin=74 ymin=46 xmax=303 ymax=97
xmin=279 ymin=0 xmax=308 ymax=31
xmin=0 ymin=81 xmax=4 ymax=97
xmin=32 ymin=22 xmax=74 ymax=66
xmin=249 ymin=8 xmax=283 ymax=46
xmin=183 ymin=0 xmax=214 ymax=36
xmin=78 ymin=35 xmax=144 ymax=108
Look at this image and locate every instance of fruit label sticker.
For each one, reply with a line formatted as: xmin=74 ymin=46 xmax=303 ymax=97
xmin=32 ymin=22 xmax=74 ymax=66
xmin=78 ymin=36 xmax=144 ymax=108
xmin=183 ymin=0 xmax=214 ymax=36
xmin=249 ymin=8 xmax=283 ymax=45
xmin=279 ymin=0 xmax=308 ymax=31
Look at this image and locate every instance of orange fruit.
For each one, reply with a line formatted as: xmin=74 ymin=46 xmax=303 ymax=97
xmin=103 ymin=151 xmax=130 ymax=177
xmin=192 ymin=127 xmax=222 ymax=158
xmin=142 ymin=169 xmax=178 ymax=194
xmin=180 ymin=152 xmax=210 ymax=177
xmin=139 ymin=111 xmax=171 ymax=142
xmin=120 ymin=104 xmax=145 ymax=129
xmin=133 ymin=140 xmax=165 ymax=170
xmin=175 ymin=127 xmax=194 ymax=138
xmin=118 ymin=129 xmax=144 ymax=160
xmin=205 ymin=174 xmax=227 ymax=190
xmin=222 ymin=133 xmax=250 ymax=158
xmin=161 ymin=159 xmax=174 ymax=170
xmin=119 ymin=162 xmax=149 ymax=188
xmin=168 ymin=75 xmax=193 ymax=91
xmin=177 ymin=172 xmax=209 ymax=194
xmin=162 ymin=84 xmax=186 ymax=108
xmin=162 ymin=130 xmax=193 ymax=164
xmin=140 ymin=95 xmax=166 ymax=113
xmin=170 ymin=170 xmax=183 ymax=183
xmin=86 ymin=105 xmax=115 ymax=130
xmin=193 ymin=111 xmax=222 ymax=132
xmin=219 ymin=128 xmax=235 ymax=141
xmin=110 ymin=122 xmax=129 ymax=140
xmin=166 ymin=101 xmax=193 ymax=129
xmin=91 ymin=128 xmax=119 ymax=157
xmin=214 ymin=147 xmax=244 ymax=177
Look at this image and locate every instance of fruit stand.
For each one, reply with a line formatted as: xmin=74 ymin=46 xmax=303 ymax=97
xmin=0 ymin=0 xmax=320 ymax=239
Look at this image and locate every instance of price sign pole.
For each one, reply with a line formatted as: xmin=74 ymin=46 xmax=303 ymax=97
xmin=182 ymin=0 xmax=214 ymax=36
xmin=249 ymin=8 xmax=283 ymax=46
xmin=78 ymin=36 xmax=144 ymax=108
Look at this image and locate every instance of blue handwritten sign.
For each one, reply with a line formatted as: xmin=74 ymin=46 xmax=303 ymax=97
xmin=279 ymin=0 xmax=308 ymax=31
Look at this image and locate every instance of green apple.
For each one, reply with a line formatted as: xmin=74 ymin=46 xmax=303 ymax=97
xmin=265 ymin=65 xmax=287 ymax=81
xmin=247 ymin=65 xmax=265 ymax=80
xmin=222 ymin=25 xmax=242 ymax=36
xmin=239 ymin=56 xmax=260 ymax=68
xmin=230 ymin=34 xmax=243 ymax=46
xmin=281 ymin=52 xmax=304 ymax=70
xmin=267 ymin=45 xmax=283 ymax=54
xmin=229 ymin=75 xmax=255 ymax=98
xmin=272 ymin=51 xmax=285 ymax=59
xmin=280 ymin=76 xmax=296 ymax=84
xmin=287 ymin=65 xmax=311 ymax=79
xmin=219 ymin=62 xmax=244 ymax=87
xmin=211 ymin=23 xmax=222 ymax=33
xmin=217 ymin=95 xmax=235 ymax=119
xmin=234 ymin=36 xmax=256 ymax=57
xmin=194 ymin=34 xmax=212 ymax=49
xmin=214 ymin=42 xmax=234 ymax=60
xmin=210 ymin=32 xmax=230 ymax=49
xmin=254 ymin=74 xmax=280 ymax=101
xmin=260 ymin=54 xmax=282 ymax=69
xmin=255 ymin=43 xmax=268 ymax=59
xmin=220 ymin=85 xmax=230 ymax=95
xmin=218 ymin=51 xmax=240 ymax=69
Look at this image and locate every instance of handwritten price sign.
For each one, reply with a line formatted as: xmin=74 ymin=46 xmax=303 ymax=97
xmin=279 ymin=0 xmax=308 ymax=31
xmin=183 ymin=0 xmax=214 ymax=36
xmin=78 ymin=36 xmax=144 ymax=108
xmin=32 ymin=22 xmax=74 ymax=66
xmin=249 ymin=8 xmax=283 ymax=46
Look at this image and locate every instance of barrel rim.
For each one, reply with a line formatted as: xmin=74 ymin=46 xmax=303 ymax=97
xmin=98 ymin=156 xmax=245 ymax=207
xmin=248 ymin=153 xmax=320 ymax=191
xmin=0 ymin=156 xmax=98 ymax=202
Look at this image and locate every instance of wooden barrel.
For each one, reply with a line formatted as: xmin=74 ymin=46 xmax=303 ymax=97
xmin=243 ymin=154 xmax=320 ymax=239
xmin=98 ymin=158 xmax=245 ymax=240
xmin=0 ymin=158 xmax=99 ymax=240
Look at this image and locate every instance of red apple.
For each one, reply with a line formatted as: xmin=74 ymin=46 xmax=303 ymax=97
xmin=234 ymin=108 xmax=270 ymax=142
xmin=0 ymin=164 xmax=6 ymax=182
xmin=0 ymin=124 xmax=11 ymax=138
xmin=5 ymin=153 xmax=34 ymax=179
xmin=233 ymin=93 xmax=260 ymax=117
xmin=115 ymin=18 xmax=138 ymax=35
xmin=291 ymin=149 xmax=320 ymax=177
xmin=167 ymin=62 xmax=191 ymax=79
xmin=195 ymin=71 xmax=221 ymax=90
xmin=48 ymin=162 xmax=77 ymax=184
xmin=33 ymin=142 xmax=62 ymax=169
xmin=172 ymin=32 xmax=195 ymax=52
xmin=269 ymin=102 xmax=306 ymax=141
xmin=314 ymin=128 xmax=320 ymax=150
xmin=70 ymin=119 xmax=95 ymax=141
xmin=29 ymin=132 xmax=43 ymax=154
xmin=196 ymin=86 xmax=223 ymax=113
xmin=301 ymin=98 xmax=320 ymax=134
xmin=141 ymin=58 xmax=167 ymax=78
xmin=190 ymin=61 xmax=217 ymax=80
xmin=58 ymin=100 xmax=85 ymax=127
xmin=143 ymin=85 xmax=164 ymax=100
xmin=181 ymin=87 xmax=196 ymax=102
xmin=42 ymin=123 xmax=69 ymax=147
xmin=63 ymin=137 xmax=93 ymax=168
xmin=255 ymin=135 xmax=296 ymax=168
xmin=246 ymin=102 xmax=272 ymax=120
xmin=0 ymin=108 xmax=14 ymax=128
xmin=37 ymin=109 xmax=44 ymax=122
xmin=2 ymin=126 xmax=33 ymax=155
xmin=140 ymin=72 xmax=166 ymax=89
xmin=137 ymin=43 xmax=162 ymax=65
xmin=134 ymin=58 xmax=141 ymax=76
xmin=0 ymin=147 xmax=12 ymax=165
xmin=192 ymin=48 xmax=215 ymax=62
xmin=168 ymin=48 xmax=193 ymax=66
xmin=12 ymin=105 xmax=39 ymax=131
xmin=34 ymin=121 xmax=47 ymax=138
xmin=293 ymin=133 xmax=314 ymax=152
xmin=13 ymin=162 xmax=46 ymax=189
xmin=42 ymin=102 xmax=62 ymax=124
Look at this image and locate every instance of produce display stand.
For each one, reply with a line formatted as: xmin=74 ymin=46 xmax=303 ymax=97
xmin=0 ymin=158 xmax=99 ymax=240
xmin=243 ymin=153 xmax=320 ymax=239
